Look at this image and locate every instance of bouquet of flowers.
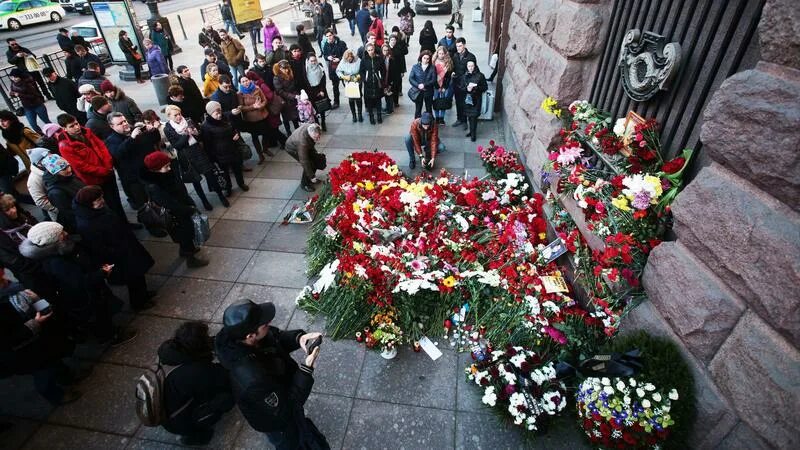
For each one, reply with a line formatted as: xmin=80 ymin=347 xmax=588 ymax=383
xmin=576 ymin=377 xmax=679 ymax=449
xmin=478 ymin=140 xmax=525 ymax=178
xmin=466 ymin=346 xmax=567 ymax=431
xmin=282 ymin=195 xmax=319 ymax=224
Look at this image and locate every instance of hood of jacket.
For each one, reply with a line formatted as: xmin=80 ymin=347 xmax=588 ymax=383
xmin=43 ymin=169 xmax=83 ymax=193
xmin=158 ymin=338 xmax=213 ymax=366
xmin=86 ymin=107 xmax=106 ymax=123
xmin=272 ymin=63 xmax=294 ymax=81
xmin=82 ymin=71 xmax=101 ymax=80
xmin=214 ymin=327 xmax=255 ymax=370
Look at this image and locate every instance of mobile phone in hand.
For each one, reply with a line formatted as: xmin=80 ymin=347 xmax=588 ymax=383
xmin=306 ymin=335 xmax=323 ymax=354
xmin=33 ymin=299 xmax=52 ymax=315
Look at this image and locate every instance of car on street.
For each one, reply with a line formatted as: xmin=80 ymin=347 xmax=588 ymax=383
xmin=415 ymin=0 xmax=453 ymax=15
xmin=58 ymin=0 xmax=90 ymax=15
xmin=0 ymin=0 xmax=65 ymax=31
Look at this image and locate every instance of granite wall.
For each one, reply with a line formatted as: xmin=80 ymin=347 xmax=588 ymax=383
xmin=498 ymin=0 xmax=800 ymax=448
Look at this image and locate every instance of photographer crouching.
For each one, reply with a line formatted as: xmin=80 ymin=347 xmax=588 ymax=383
xmin=215 ymin=300 xmax=328 ymax=449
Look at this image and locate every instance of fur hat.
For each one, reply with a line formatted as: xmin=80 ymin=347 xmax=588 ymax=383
xmin=41 ymin=154 xmax=70 ymax=175
xmin=27 ymin=222 xmax=64 ymax=247
xmin=78 ymin=84 xmax=96 ymax=94
xmin=74 ymin=185 xmax=104 ymax=206
xmin=143 ymin=152 xmax=172 ymax=171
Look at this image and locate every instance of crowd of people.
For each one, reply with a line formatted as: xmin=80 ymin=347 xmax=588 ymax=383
xmin=1 ymin=0 xmax=496 ymax=446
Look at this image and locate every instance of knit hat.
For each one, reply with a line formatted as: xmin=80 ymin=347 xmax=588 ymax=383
xmin=41 ymin=154 xmax=70 ymax=175
xmin=9 ymin=68 xmax=24 ymax=78
xmin=90 ymin=96 xmax=108 ymax=111
xmin=99 ymin=80 xmax=115 ymax=93
xmin=74 ymin=185 xmax=103 ymax=206
xmin=143 ymin=151 xmax=172 ymax=171
xmin=27 ymin=222 xmax=64 ymax=247
xmin=78 ymin=84 xmax=96 ymax=94
xmin=300 ymin=90 xmax=308 ymax=101
xmin=27 ymin=147 xmax=49 ymax=166
xmin=205 ymin=100 xmax=222 ymax=116
xmin=420 ymin=112 xmax=433 ymax=125
xmin=41 ymin=123 xmax=61 ymax=138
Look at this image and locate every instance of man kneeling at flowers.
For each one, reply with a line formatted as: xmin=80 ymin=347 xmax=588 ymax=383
xmin=404 ymin=112 xmax=445 ymax=170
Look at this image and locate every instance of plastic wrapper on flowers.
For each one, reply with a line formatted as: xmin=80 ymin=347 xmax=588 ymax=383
xmin=465 ymin=346 xmax=567 ymax=432
xmin=576 ymin=376 xmax=679 ymax=449
xmin=297 ymin=151 xmax=604 ymax=355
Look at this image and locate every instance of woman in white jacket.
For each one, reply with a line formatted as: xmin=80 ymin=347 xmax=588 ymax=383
xmin=336 ymin=49 xmax=363 ymax=123
xmin=26 ymin=147 xmax=58 ymax=220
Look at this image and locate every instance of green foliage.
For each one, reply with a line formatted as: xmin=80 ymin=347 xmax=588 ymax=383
xmin=603 ymin=331 xmax=696 ymax=450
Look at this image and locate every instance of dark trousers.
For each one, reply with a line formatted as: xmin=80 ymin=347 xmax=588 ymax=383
xmin=30 ymin=71 xmax=52 ymax=99
xmin=329 ymin=71 xmax=340 ymax=103
xmin=301 ymin=170 xmax=315 ymax=188
xmin=467 ymin=116 xmax=478 ymax=138
xmin=219 ymin=160 xmax=245 ymax=191
xmin=120 ymin=178 xmax=148 ymax=211
xmin=165 ymin=54 xmax=174 ymax=71
xmin=414 ymin=95 xmax=433 ymax=118
xmin=33 ymin=360 xmax=71 ymax=405
xmin=265 ymin=425 xmax=299 ymax=450
xmin=131 ymin=62 xmax=142 ymax=81
xmin=127 ymin=273 xmax=149 ymax=309
xmin=100 ymin=174 xmax=128 ymax=222
xmin=454 ymin=86 xmax=466 ymax=122
xmin=348 ymin=98 xmax=362 ymax=119
xmin=174 ymin=214 xmax=196 ymax=256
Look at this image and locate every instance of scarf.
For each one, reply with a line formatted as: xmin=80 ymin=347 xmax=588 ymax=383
xmin=239 ymin=82 xmax=257 ymax=95
xmin=169 ymin=116 xmax=197 ymax=146
xmin=306 ymin=62 xmax=324 ymax=87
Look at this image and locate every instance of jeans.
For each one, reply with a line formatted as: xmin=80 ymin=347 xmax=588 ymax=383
xmin=404 ymin=134 xmax=446 ymax=163
xmin=224 ymin=19 xmax=240 ymax=35
xmin=23 ymin=104 xmax=50 ymax=134
xmin=376 ymin=4 xmax=385 ymax=18
xmin=347 ymin=18 xmax=356 ymax=35
xmin=433 ymin=86 xmax=453 ymax=120
xmin=230 ymin=64 xmax=245 ymax=89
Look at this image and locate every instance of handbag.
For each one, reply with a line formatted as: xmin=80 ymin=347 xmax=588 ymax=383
xmin=236 ymin=138 xmax=253 ymax=161
xmin=407 ymin=86 xmax=421 ymax=102
xmin=313 ymin=98 xmax=332 ymax=113
xmin=212 ymin=163 xmax=229 ymax=191
xmin=313 ymin=152 xmax=327 ymax=170
xmin=191 ymin=212 xmax=211 ymax=247
xmin=344 ymin=81 xmax=361 ymax=99
xmin=268 ymin=94 xmax=285 ymax=116
xmin=132 ymin=50 xmax=142 ymax=61
xmin=432 ymin=96 xmax=453 ymax=110
xmin=137 ymin=201 xmax=171 ymax=237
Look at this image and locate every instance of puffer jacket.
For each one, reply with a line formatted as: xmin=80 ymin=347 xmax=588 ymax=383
xmin=200 ymin=116 xmax=241 ymax=165
xmin=56 ymin=128 xmax=113 ymax=185
xmin=214 ymin=325 xmax=313 ymax=433
xmin=10 ymin=76 xmax=44 ymax=109
xmin=408 ymin=62 xmax=436 ymax=100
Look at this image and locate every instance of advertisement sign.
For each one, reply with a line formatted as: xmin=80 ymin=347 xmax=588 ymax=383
xmin=231 ymin=0 xmax=263 ymax=24
xmin=89 ymin=0 xmax=142 ymax=64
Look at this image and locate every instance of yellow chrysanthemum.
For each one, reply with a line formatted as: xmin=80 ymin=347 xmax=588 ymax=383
xmin=611 ymin=196 xmax=631 ymax=211
xmin=442 ymin=276 xmax=457 ymax=287
xmin=644 ymin=175 xmax=663 ymax=198
xmin=540 ymin=96 xmax=562 ymax=118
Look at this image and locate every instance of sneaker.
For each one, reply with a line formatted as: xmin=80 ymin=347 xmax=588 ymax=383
xmin=409 ymin=159 xmax=416 ymax=170
xmin=239 ymin=184 xmax=250 ymax=192
xmin=186 ymin=255 xmax=210 ymax=268
xmin=109 ymin=328 xmax=138 ymax=348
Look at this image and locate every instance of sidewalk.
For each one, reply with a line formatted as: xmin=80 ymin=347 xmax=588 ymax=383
xmin=1 ymin=2 xmax=591 ymax=449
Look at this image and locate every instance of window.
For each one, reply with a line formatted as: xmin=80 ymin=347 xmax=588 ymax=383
xmin=32 ymin=0 xmax=49 ymax=7
xmin=17 ymin=2 xmax=33 ymax=11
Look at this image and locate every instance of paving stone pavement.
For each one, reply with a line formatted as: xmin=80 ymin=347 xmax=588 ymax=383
xmin=1 ymin=2 xmax=592 ymax=449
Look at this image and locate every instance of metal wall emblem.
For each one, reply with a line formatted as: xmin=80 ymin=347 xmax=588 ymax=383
xmin=618 ymin=29 xmax=681 ymax=102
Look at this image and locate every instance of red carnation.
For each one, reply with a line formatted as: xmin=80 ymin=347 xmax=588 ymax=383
xmin=661 ymin=157 xmax=686 ymax=174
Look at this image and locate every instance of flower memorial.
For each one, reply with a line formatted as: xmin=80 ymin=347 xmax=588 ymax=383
xmin=576 ymin=376 xmax=679 ymax=449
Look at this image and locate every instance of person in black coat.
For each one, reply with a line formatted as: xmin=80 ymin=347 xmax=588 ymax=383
xmin=57 ymin=28 xmax=74 ymax=52
xmin=118 ymin=30 xmax=144 ymax=83
xmin=460 ymin=60 xmax=488 ymax=143
xmin=201 ymin=102 xmax=248 ymax=195
xmin=73 ymin=185 xmax=156 ymax=311
xmin=359 ymin=43 xmax=386 ymax=125
xmin=175 ymin=66 xmax=206 ymax=125
xmin=451 ymin=37 xmax=477 ymax=128
xmin=63 ymin=50 xmax=82 ymax=84
xmin=381 ymin=44 xmax=402 ymax=114
xmin=296 ymin=25 xmax=315 ymax=58
xmin=18 ymin=221 xmax=137 ymax=346
xmin=215 ymin=300 xmax=324 ymax=449
xmin=104 ymin=112 xmax=160 ymax=210
xmin=0 ymin=288 xmax=81 ymax=405
xmin=158 ymin=321 xmax=234 ymax=446
xmin=5 ymin=38 xmax=51 ymax=100
xmin=41 ymin=155 xmax=85 ymax=232
xmin=140 ymin=152 xmax=209 ymax=268
xmin=74 ymin=45 xmax=105 ymax=75
xmin=43 ymin=68 xmax=86 ymax=125
xmin=418 ymin=20 xmax=437 ymax=54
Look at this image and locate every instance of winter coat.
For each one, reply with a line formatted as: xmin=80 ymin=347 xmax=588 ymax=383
xmin=10 ymin=76 xmax=44 ymax=110
xmin=248 ymin=73 xmax=282 ymax=128
xmin=56 ymin=128 xmax=114 ymax=186
xmin=0 ymin=230 xmax=50 ymax=297
xmin=65 ymin=54 xmax=82 ymax=82
xmin=158 ymin=339 xmax=234 ymax=436
xmin=201 ymin=116 xmax=241 ymax=165
xmin=320 ymin=2 xmax=335 ymax=29
xmin=108 ymin=88 xmax=142 ymax=125
xmin=384 ymin=55 xmax=402 ymax=92
xmin=342 ymin=0 xmax=358 ymax=20
xmin=321 ymin=37 xmax=347 ymax=78
xmin=262 ymin=24 xmax=281 ymax=53
xmin=146 ymin=46 xmax=169 ymax=76
xmin=104 ymin=129 xmax=160 ymax=183
xmin=77 ymin=70 xmax=107 ymax=92
xmin=77 ymin=52 xmax=105 ymax=75
xmin=73 ymin=202 xmax=154 ymax=284
xmin=220 ymin=37 xmax=246 ymax=67
xmin=369 ymin=18 xmax=385 ymax=47
xmin=409 ymin=117 xmax=440 ymax=158
xmin=238 ymin=87 xmax=269 ymax=123
xmin=356 ymin=8 xmax=372 ymax=34
xmin=288 ymin=57 xmax=308 ymax=93
xmin=58 ymin=33 xmax=74 ymax=51
xmin=398 ymin=7 xmax=416 ymax=34
xmin=150 ymin=29 xmax=173 ymax=57
xmin=418 ymin=28 xmax=438 ymax=54
xmin=47 ymin=76 xmax=82 ymax=117
xmin=298 ymin=34 xmax=315 ymax=59
xmin=3 ymin=126 xmax=38 ymax=170
xmin=140 ymin=168 xmax=196 ymax=219
xmin=27 ymin=165 xmax=57 ymax=218
xmin=251 ymin=63 xmax=272 ymax=89
xmin=408 ymin=63 xmax=436 ymax=100
xmin=176 ymin=76 xmax=206 ymax=125
xmin=198 ymin=29 xmax=222 ymax=53
xmin=460 ymin=69 xmax=488 ymax=117
xmin=118 ymin=36 xmax=141 ymax=66
xmin=202 ymin=73 xmax=221 ymax=98
xmin=452 ymin=49 xmax=477 ymax=81
xmin=44 ymin=170 xmax=85 ymax=231
xmin=210 ymin=88 xmax=240 ymax=116
xmin=285 ymin=123 xmax=318 ymax=179
xmin=200 ymin=58 xmax=231 ymax=81
xmin=273 ymin=65 xmax=299 ymax=121
xmin=390 ymin=39 xmax=409 ymax=73
xmin=5 ymin=45 xmax=35 ymax=71
xmin=164 ymin=122 xmax=213 ymax=176
xmin=214 ymin=325 xmax=313 ymax=434
xmin=85 ymin=108 xmax=112 ymax=140
xmin=359 ymin=55 xmax=385 ymax=100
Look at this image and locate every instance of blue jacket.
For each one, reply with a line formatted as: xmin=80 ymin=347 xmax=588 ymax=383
xmin=146 ymin=47 xmax=169 ymax=76
xmin=356 ymin=8 xmax=372 ymax=33
xmin=408 ymin=63 xmax=436 ymax=99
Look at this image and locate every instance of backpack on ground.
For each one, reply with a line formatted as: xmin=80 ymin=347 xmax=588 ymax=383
xmin=135 ymin=361 xmax=182 ymax=427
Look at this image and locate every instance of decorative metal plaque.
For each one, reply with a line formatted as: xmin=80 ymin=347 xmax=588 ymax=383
xmin=618 ymin=29 xmax=681 ymax=102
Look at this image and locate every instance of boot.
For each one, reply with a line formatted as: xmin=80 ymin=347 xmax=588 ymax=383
xmin=321 ymin=116 xmax=327 ymax=132
xmin=186 ymin=254 xmax=210 ymax=268
xmin=368 ymin=111 xmax=376 ymax=125
xmin=358 ymin=110 xmax=364 ymax=122
xmin=216 ymin=191 xmax=230 ymax=207
xmin=376 ymin=111 xmax=382 ymax=124
xmin=332 ymin=97 xmax=340 ymax=109
xmin=202 ymin=199 xmax=214 ymax=211
xmin=351 ymin=109 xmax=358 ymax=122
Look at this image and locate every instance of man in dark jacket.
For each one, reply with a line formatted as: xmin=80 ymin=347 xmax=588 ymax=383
xmin=285 ymin=123 xmax=323 ymax=192
xmin=355 ymin=2 xmax=372 ymax=43
xmin=74 ymin=45 xmax=105 ymax=75
xmin=158 ymin=321 xmax=234 ymax=446
xmin=342 ymin=0 xmax=358 ymax=36
xmin=85 ymin=96 xmax=113 ymax=140
xmin=78 ymin=61 xmax=107 ymax=92
xmin=175 ymin=66 xmax=206 ymax=124
xmin=321 ymin=29 xmax=347 ymax=108
xmin=451 ymin=38 xmax=477 ymax=128
xmin=200 ymin=49 xmax=232 ymax=82
xmin=105 ymin=112 xmax=160 ymax=210
xmin=57 ymin=28 xmax=74 ymax=52
xmin=5 ymin=38 xmax=51 ymax=100
xmin=215 ymin=300 xmax=324 ymax=449
xmin=43 ymin=68 xmax=86 ymax=125
xmin=438 ymin=26 xmax=457 ymax=58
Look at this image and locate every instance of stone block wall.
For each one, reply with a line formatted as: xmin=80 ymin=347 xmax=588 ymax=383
xmin=499 ymin=0 xmax=800 ymax=448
